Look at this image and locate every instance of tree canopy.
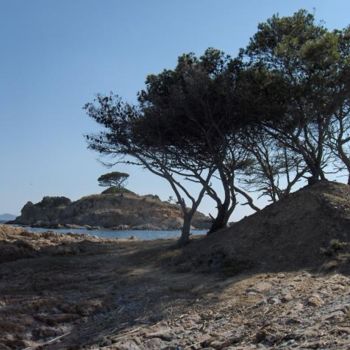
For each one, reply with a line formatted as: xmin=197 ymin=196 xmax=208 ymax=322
xmin=86 ymin=9 xmax=350 ymax=244
xmin=241 ymin=10 xmax=350 ymax=184
xmin=85 ymin=94 xmax=214 ymax=245
xmin=136 ymin=48 xmax=258 ymax=232
xmin=97 ymin=172 xmax=129 ymax=189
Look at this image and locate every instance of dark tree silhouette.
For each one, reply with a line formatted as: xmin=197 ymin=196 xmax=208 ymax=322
xmin=242 ymin=10 xmax=344 ymax=184
xmin=85 ymin=10 xmax=350 ymax=244
xmin=136 ymin=49 xmax=259 ymax=233
xmin=98 ymin=171 xmax=129 ymax=189
xmin=85 ymin=95 xmax=214 ymax=246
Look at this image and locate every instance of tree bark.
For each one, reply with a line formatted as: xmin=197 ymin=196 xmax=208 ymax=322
xmin=207 ymin=202 xmax=232 ymax=234
xmin=177 ymin=213 xmax=192 ymax=246
xmin=307 ymin=166 xmax=323 ymax=185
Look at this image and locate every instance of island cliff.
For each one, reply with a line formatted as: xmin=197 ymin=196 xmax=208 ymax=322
xmin=12 ymin=191 xmax=211 ymax=230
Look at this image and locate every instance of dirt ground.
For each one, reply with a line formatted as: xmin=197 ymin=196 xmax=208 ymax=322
xmin=0 ymin=224 xmax=350 ymax=350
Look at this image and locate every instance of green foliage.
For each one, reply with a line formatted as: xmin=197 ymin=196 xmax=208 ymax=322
xmin=98 ymin=172 xmax=129 ymax=189
xmin=137 ymin=47 xmax=242 ymax=159
xmin=242 ymin=9 xmax=350 ymax=184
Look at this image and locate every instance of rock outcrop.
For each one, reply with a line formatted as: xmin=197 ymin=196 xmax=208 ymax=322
xmin=12 ymin=192 xmax=211 ymax=230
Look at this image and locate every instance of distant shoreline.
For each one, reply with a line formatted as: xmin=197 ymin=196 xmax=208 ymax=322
xmin=6 ymin=223 xmax=207 ymax=241
xmin=8 ymin=222 xmax=202 ymax=232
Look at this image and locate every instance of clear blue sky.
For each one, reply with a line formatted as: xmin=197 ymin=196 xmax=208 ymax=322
xmin=1 ymin=0 xmax=349 ymax=217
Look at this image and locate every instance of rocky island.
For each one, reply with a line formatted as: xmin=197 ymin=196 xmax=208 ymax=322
xmin=11 ymin=190 xmax=211 ymax=230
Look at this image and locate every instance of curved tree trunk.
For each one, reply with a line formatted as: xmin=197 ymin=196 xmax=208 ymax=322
xmin=307 ymin=167 xmax=324 ymax=185
xmin=207 ymin=203 xmax=231 ymax=234
xmin=306 ymin=156 xmax=326 ymax=185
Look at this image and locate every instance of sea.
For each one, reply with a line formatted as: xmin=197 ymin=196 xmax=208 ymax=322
xmin=22 ymin=226 xmax=207 ymax=240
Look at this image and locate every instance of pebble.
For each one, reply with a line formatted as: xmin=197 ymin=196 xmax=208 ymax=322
xmin=281 ymin=292 xmax=293 ymax=303
xmin=307 ymin=294 xmax=324 ymax=307
xmin=248 ymin=282 xmax=273 ymax=293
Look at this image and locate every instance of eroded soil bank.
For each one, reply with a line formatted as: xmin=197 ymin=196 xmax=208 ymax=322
xmin=0 ymin=225 xmax=350 ymax=349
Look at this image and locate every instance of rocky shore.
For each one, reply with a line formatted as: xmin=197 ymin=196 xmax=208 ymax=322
xmin=106 ymin=272 xmax=350 ymax=350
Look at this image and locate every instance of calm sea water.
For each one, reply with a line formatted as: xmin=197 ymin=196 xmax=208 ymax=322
xmin=23 ymin=226 xmax=207 ymax=240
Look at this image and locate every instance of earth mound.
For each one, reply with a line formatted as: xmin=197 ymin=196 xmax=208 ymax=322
xmin=174 ymin=181 xmax=350 ymax=274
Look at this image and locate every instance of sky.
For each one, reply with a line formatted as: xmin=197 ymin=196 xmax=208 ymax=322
xmin=1 ymin=0 xmax=350 ymax=218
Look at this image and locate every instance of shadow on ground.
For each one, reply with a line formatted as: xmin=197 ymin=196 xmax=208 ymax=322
xmin=1 ymin=233 xmax=349 ymax=350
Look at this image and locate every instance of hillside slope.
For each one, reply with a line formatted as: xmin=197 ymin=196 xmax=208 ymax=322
xmin=175 ymin=181 xmax=350 ymax=273
xmin=13 ymin=192 xmax=211 ymax=230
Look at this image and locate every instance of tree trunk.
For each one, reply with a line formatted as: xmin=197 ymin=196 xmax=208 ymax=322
xmin=308 ymin=169 xmax=324 ymax=185
xmin=177 ymin=214 xmax=192 ymax=246
xmin=336 ymin=145 xmax=350 ymax=185
xmin=207 ymin=203 xmax=231 ymax=234
xmin=307 ymin=175 xmax=319 ymax=186
xmin=307 ymin=161 xmax=324 ymax=185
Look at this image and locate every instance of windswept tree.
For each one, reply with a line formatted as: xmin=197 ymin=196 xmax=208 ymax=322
xmin=325 ymin=27 xmax=350 ymax=183
xmin=242 ymin=10 xmax=344 ymax=184
xmin=137 ymin=49 xmax=259 ymax=233
xmin=85 ymin=95 xmax=214 ymax=246
xmin=240 ymin=129 xmax=306 ymax=202
xmin=98 ymin=171 xmax=129 ymax=189
xmin=86 ymin=10 xmax=350 ymax=243
xmin=86 ymin=50 xmax=264 ymax=238
xmin=328 ymin=98 xmax=350 ymax=183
